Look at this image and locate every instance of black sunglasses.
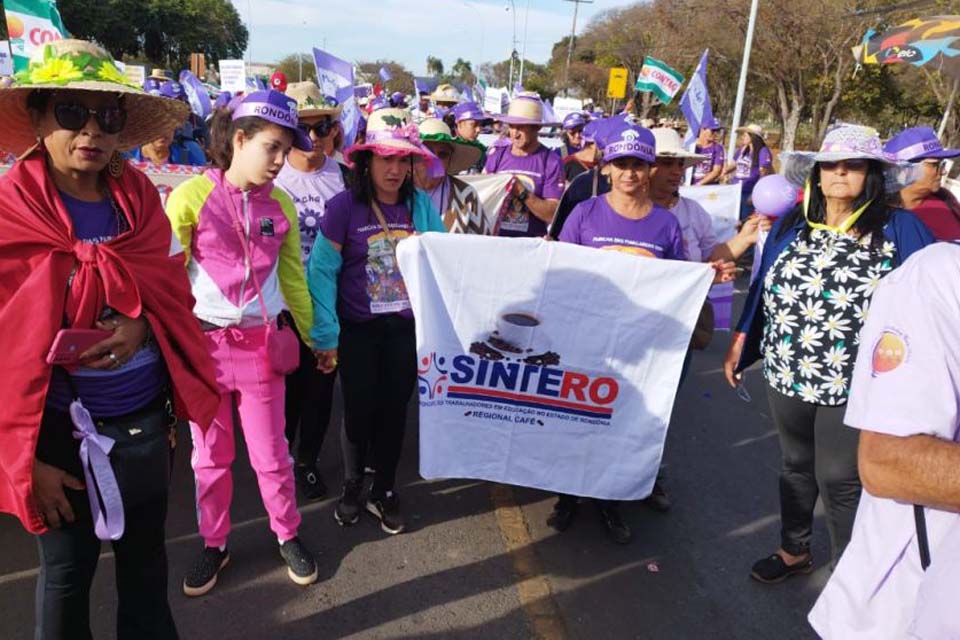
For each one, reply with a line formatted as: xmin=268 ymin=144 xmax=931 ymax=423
xmin=298 ymin=118 xmax=336 ymax=138
xmin=53 ymin=101 xmax=127 ymax=135
xmin=819 ymin=159 xmax=868 ymax=172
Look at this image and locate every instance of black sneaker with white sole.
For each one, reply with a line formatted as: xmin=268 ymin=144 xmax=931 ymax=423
xmin=279 ymin=537 xmax=318 ymax=586
xmin=366 ymin=492 xmax=406 ymax=535
xmin=183 ymin=546 xmax=229 ymax=597
xmin=295 ymin=463 xmax=327 ymax=501
xmin=334 ymin=478 xmax=363 ymax=526
xmin=598 ymin=503 xmax=633 ymax=545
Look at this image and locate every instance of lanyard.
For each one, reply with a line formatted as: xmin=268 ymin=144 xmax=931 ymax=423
xmin=803 ymin=179 xmax=871 ymax=234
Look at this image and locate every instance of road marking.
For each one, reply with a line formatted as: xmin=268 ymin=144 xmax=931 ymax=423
xmin=489 ymin=483 xmax=567 ymax=640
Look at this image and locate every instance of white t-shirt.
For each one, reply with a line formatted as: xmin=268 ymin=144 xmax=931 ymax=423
xmin=809 ymin=242 xmax=960 ymax=639
xmin=670 ymin=196 xmax=717 ymax=263
xmin=274 ymin=155 xmax=346 ymax=262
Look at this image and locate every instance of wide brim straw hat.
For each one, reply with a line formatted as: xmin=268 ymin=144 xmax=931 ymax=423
xmin=430 ymin=83 xmax=461 ymax=105
xmin=736 ymin=123 xmax=764 ymax=136
xmin=0 ymin=40 xmax=189 ymax=155
xmin=344 ymin=108 xmax=444 ymax=177
xmin=495 ymin=93 xmax=559 ymax=127
xmin=285 ymin=80 xmax=343 ymax=118
xmin=651 ymin=127 xmax=709 ymax=169
xmin=418 ymin=117 xmax=484 ymax=174
xmin=780 ymin=124 xmax=919 ymax=193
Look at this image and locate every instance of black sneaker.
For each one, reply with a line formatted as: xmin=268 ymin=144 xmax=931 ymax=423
xmin=642 ymin=480 xmax=672 ymax=513
xmin=547 ymin=496 xmax=579 ymax=532
xmin=598 ymin=503 xmax=632 ymax=545
xmin=334 ymin=479 xmax=363 ymax=526
xmin=182 ymin=546 xmax=229 ymax=597
xmin=279 ymin=537 xmax=318 ymax=586
xmin=366 ymin=492 xmax=406 ymax=535
xmin=750 ymin=553 xmax=813 ymax=584
xmin=295 ymin=463 xmax=327 ymax=501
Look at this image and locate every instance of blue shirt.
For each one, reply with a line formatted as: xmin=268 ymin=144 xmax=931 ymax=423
xmin=46 ymin=192 xmax=168 ymax=418
xmin=126 ymin=139 xmax=207 ymax=166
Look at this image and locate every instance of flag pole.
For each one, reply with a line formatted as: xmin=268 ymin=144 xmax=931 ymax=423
xmin=938 ymin=77 xmax=959 ymax=140
xmin=727 ymin=0 xmax=759 ymax=159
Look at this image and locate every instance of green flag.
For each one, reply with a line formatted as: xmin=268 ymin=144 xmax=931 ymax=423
xmin=4 ymin=0 xmax=68 ymax=72
xmin=634 ymin=56 xmax=684 ymax=105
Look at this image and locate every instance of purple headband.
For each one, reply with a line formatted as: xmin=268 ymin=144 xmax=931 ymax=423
xmin=229 ymin=90 xmax=312 ymax=151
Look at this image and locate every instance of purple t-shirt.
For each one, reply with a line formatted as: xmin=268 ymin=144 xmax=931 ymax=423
xmin=731 ymin=146 xmax=773 ymax=194
xmin=484 ymin=143 xmax=565 ymax=238
xmin=46 ymin=192 xmax=168 ymax=418
xmin=320 ymin=191 xmax=415 ymax=324
xmin=693 ymin=142 xmax=725 ymax=183
xmin=558 ymin=195 xmax=687 ymax=260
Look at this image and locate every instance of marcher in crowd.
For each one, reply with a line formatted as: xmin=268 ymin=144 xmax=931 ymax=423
xmin=128 ymin=79 xmax=207 ymax=166
xmin=884 ymin=125 xmax=960 ymax=241
xmin=414 ymin=117 xmax=483 ymax=215
xmin=411 ymin=90 xmax=435 ymax=124
xmin=723 ymin=124 xmax=934 ymax=584
xmin=0 ymin=39 xmax=220 ymax=639
xmin=452 ymin=101 xmax=490 ymax=173
xmin=724 ymin=124 xmax=773 ymax=219
xmin=309 ymin=108 xmax=445 ymax=536
xmin=808 ymin=241 xmax=960 ymax=639
xmin=563 ymin=118 xmax=602 ymax=183
xmin=166 ymin=89 xmax=324 ymax=596
xmin=555 ymin=120 xmax=736 ymax=543
xmin=484 ymin=93 xmax=564 ymax=238
xmin=692 ymin=118 xmax=725 ymax=185
xmin=559 ymin=112 xmax=587 ymax=159
xmin=275 ymin=80 xmax=350 ymax=501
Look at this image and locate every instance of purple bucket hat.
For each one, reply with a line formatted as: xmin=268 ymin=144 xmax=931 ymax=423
xmin=884 ymin=126 xmax=960 ymax=161
xmin=601 ymin=121 xmax=656 ymax=164
xmin=231 ymin=90 xmax=312 ymax=151
xmin=453 ymin=101 xmax=491 ymax=123
xmin=495 ymin=93 xmax=559 ymax=126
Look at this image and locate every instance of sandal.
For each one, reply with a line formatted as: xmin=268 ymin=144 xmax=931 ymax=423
xmin=750 ymin=553 xmax=813 ymax=584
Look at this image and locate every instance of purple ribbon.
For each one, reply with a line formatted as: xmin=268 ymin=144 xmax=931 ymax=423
xmin=70 ymin=401 xmax=125 ymax=541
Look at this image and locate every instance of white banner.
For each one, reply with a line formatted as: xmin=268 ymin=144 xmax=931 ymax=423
xmin=483 ymin=87 xmax=506 ymax=115
xmin=218 ymin=59 xmax=246 ymax=93
xmin=443 ymin=173 xmax=523 ymax=235
xmin=123 ymin=64 xmax=145 ymax=88
xmin=398 ymin=234 xmax=713 ymax=500
xmin=552 ymin=96 xmax=584 ymax=123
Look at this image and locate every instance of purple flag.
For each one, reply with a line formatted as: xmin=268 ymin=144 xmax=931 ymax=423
xmin=313 ymin=47 xmax=359 ymax=147
xmin=414 ymin=76 xmax=440 ymax=96
xmin=379 ymin=66 xmax=392 ymax=83
xmin=179 ymin=70 xmax=212 ymax=119
xmin=679 ymin=50 xmax=715 ymax=148
xmin=255 ymin=77 xmax=267 ymax=91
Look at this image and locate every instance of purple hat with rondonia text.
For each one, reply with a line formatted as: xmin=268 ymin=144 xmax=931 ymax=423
xmin=883 ymin=126 xmax=960 ymax=161
xmin=453 ymin=101 xmax=491 ymax=123
xmin=601 ymin=120 xmax=656 ymax=164
xmin=231 ymin=90 xmax=312 ymax=151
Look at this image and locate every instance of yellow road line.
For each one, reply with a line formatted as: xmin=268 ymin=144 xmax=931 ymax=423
xmin=489 ymin=483 xmax=567 ymax=640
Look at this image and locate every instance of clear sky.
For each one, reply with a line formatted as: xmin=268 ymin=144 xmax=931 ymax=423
xmin=231 ymin=0 xmax=635 ymax=74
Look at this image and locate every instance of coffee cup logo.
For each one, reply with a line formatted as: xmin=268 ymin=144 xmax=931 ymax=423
xmin=469 ymin=308 xmax=560 ymax=366
xmin=497 ymin=312 xmax=540 ymax=352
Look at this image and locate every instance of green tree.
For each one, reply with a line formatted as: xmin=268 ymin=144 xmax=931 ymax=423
xmin=356 ymin=59 xmax=415 ymax=95
xmin=274 ymin=53 xmax=314 ymax=84
xmin=450 ymin=57 xmax=475 ymax=85
xmin=426 ymin=55 xmax=444 ymax=77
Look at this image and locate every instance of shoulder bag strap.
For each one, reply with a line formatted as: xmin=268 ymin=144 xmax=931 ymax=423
xmin=591 ymin=167 xmax=599 ymax=197
xmin=915 ymin=504 xmax=931 ymax=570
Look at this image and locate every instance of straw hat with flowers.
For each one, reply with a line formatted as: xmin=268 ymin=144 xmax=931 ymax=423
xmin=285 ymin=80 xmax=343 ymax=119
xmin=0 ymin=39 xmax=190 ymax=155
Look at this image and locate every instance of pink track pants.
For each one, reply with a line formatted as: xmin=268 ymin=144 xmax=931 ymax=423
xmin=189 ymin=326 xmax=301 ymax=548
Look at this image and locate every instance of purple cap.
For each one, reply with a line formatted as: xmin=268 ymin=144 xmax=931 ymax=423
xmin=601 ymin=121 xmax=656 ymax=164
xmin=231 ymin=90 xmax=312 ymax=151
xmin=562 ymin=112 xmax=587 ymax=130
xmin=453 ymin=101 xmax=489 ymax=123
xmin=582 ymin=119 xmax=604 ymax=145
xmin=147 ymin=80 xmax=185 ymax=100
xmin=390 ymin=91 xmax=407 ymax=108
xmin=884 ymin=126 xmax=960 ymax=161
xmin=700 ymin=116 xmax=724 ymax=131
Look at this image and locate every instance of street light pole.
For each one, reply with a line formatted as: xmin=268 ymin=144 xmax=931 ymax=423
xmin=563 ymin=0 xmax=593 ymax=94
xmin=727 ymin=0 xmax=759 ymax=159
xmin=519 ymin=0 xmax=530 ymax=88
xmin=507 ymin=0 xmax=517 ymax=90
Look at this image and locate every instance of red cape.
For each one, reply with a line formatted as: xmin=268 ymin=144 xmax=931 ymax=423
xmin=0 ymin=149 xmax=219 ymax=534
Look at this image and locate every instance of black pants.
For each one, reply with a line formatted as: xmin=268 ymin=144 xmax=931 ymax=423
xmin=284 ymin=314 xmax=337 ymax=466
xmin=767 ymin=386 xmax=861 ymax=563
xmin=338 ymin=315 xmax=417 ymax=497
xmin=34 ymin=405 xmax=177 ymax=640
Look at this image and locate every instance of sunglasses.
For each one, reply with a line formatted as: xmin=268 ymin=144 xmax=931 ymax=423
xmin=921 ymin=159 xmax=947 ymax=174
xmin=298 ymin=118 xmax=336 ymax=138
xmin=819 ymin=159 xmax=868 ymax=172
xmin=53 ymin=101 xmax=127 ymax=135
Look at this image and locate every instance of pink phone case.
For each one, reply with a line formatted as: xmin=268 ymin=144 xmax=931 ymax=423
xmin=46 ymin=329 xmax=112 ymax=365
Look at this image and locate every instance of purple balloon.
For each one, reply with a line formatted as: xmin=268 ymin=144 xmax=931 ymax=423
xmin=751 ymin=174 xmax=798 ymax=218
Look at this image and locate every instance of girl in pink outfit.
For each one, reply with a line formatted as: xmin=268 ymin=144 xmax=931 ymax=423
xmin=166 ymin=90 xmax=331 ymax=596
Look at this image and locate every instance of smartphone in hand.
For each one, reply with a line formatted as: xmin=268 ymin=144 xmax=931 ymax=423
xmin=46 ymin=329 xmax=112 ymax=366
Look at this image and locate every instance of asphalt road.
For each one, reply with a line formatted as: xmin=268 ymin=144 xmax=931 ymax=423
xmin=0 ymin=283 xmax=833 ymax=639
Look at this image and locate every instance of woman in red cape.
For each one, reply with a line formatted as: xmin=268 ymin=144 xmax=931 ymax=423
xmin=0 ymin=40 xmax=218 ymax=639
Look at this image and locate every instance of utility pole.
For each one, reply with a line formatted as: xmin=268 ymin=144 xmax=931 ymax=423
xmin=518 ymin=0 xmax=530 ymax=88
xmin=563 ymin=0 xmax=593 ymax=95
xmin=727 ymin=0 xmax=758 ymax=159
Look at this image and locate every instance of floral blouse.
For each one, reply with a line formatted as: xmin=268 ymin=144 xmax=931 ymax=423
xmin=761 ymin=229 xmax=896 ymax=405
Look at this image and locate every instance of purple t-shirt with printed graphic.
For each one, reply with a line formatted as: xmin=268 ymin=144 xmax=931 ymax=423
xmin=484 ymin=143 xmax=565 ymax=238
xmin=558 ymin=195 xmax=687 ymax=260
xmin=693 ymin=142 xmax=725 ymax=183
xmin=731 ymin=146 xmax=773 ymax=194
xmin=320 ymin=191 xmax=415 ymax=324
